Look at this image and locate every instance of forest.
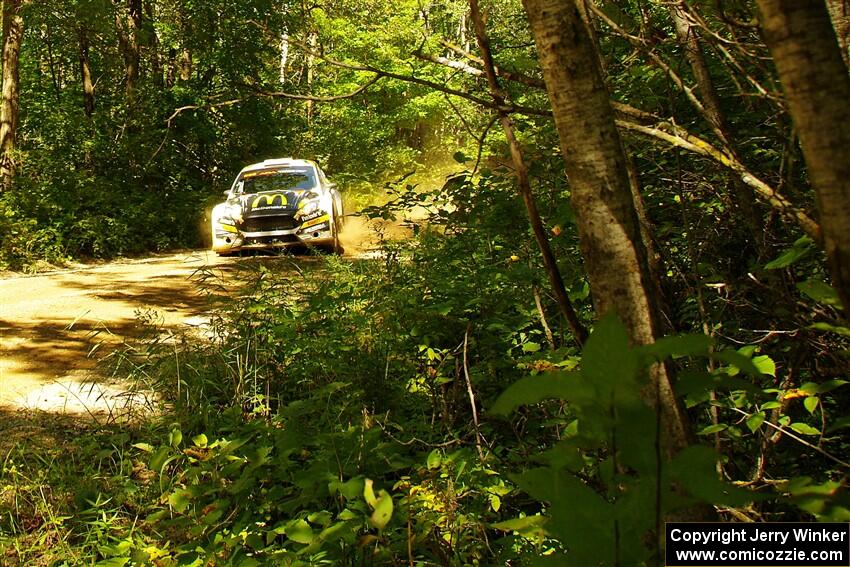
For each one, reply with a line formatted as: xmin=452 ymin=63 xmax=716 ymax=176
xmin=0 ymin=0 xmax=849 ymax=565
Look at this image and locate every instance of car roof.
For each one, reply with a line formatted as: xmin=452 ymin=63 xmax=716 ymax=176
xmin=239 ymin=158 xmax=318 ymax=174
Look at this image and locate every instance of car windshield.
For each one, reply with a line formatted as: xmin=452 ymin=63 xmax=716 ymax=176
xmin=238 ymin=166 xmax=317 ymax=194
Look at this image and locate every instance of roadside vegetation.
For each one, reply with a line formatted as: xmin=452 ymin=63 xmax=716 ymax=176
xmin=2 ymin=0 xmax=850 ymax=565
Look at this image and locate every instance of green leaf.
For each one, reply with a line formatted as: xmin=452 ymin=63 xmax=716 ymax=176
xmin=149 ymin=446 xmax=170 ymax=472
xmin=168 ymin=428 xmax=182 ymax=448
xmin=452 ymin=151 xmax=469 ymax=163
xmin=286 ymin=519 xmax=315 ymax=545
xmin=426 ymin=449 xmax=441 ymax=470
xmin=764 ymin=236 xmax=813 ymax=269
xmin=816 ymin=379 xmax=848 ymax=394
xmin=363 ymin=479 xmax=378 ymax=508
xmin=369 ymin=490 xmax=393 ymax=530
xmin=810 ymin=322 xmax=850 ymax=336
xmin=581 ymin=313 xmax=637 ymax=399
xmin=669 ymin=446 xmax=754 ymax=506
xmin=490 ymin=372 xmax=577 ymax=415
xmin=797 ymin=280 xmax=843 ymax=307
xmin=192 ymin=434 xmax=208 ymax=448
xmin=789 ymin=423 xmax=820 ymax=436
xmin=697 ymin=423 xmax=728 ymax=435
xmin=132 ymin=443 xmax=154 ymax=453
xmin=490 ymin=515 xmax=548 ymax=538
xmin=329 ymin=477 xmax=364 ymax=501
xmin=827 ymin=416 xmax=850 ymax=433
xmin=489 ymin=494 xmax=501 ymax=512
xmin=804 ymin=396 xmax=819 ymax=414
xmin=641 ymin=334 xmax=712 ymax=360
xmin=761 ymin=401 xmax=781 ymax=410
xmin=168 ymin=488 xmax=192 ymax=513
xmin=513 ymin=467 xmax=615 ymax=564
xmin=522 ymin=341 xmax=541 ymax=353
xmin=746 ymin=412 xmax=766 ymax=432
xmin=751 ymin=355 xmax=776 ymax=377
xmin=711 ymin=350 xmax=762 ymax=376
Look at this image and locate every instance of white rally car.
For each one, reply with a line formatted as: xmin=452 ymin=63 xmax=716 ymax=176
xmin=211 ymin=158 xmax=344 ymax=255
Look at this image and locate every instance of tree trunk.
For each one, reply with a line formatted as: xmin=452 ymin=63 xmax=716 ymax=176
xmin=756 ymin=0 xmax=850 ymax=317
xmin=669 ymin=0 xmax=765 ymax=254
xmin=468 ymin=0 xmax=589 ymax=347
xmin=826 ymin=0 xmax=850 ymax=68
xmin=145 ymin=0 xmax=163 ymax=88
xmin=179 ymin=47 xmax=192 ymax=81
xmin=306 ymin=32 xmax=317 ymax=128
xmin=78 ymin=26 xmax=95 ymax=117
xmin=669 ymin=1 xmax=729 ymax=144
xmin=0 ymin=0 xmax=24 ymax=191
xmin=521 ymin=0 xmax=692 ymax=454
xmin=115 ymin=0 xmax=141 ymax=101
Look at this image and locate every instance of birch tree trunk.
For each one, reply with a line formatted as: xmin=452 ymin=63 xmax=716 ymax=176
xmin=0 ymin=0 xmax=25 ymax=191
xmin=756 ymin=0 xmax=850 ymax=317
xmin=826 ymin=0 xmax=850 ymax=67
xmin=78 ymin=26 xmax=95 ymax=117
xmin=522 ymin=0 xmax=692 ymax=454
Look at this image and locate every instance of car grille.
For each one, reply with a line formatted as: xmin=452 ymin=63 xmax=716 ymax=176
xmin=244 ymin=235 xmax=299 ymax=245
xmin=243 ymin=216 xmax=297 ymax=232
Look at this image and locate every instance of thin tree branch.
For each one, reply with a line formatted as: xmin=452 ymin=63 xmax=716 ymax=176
xmin=616 ymin=119 xmax=822 ymax=241
xmin=469 ymin=0 xmax=589 ymax=346
xmin=286 ymin=36 xmax=552 ymax=117
xmin=729 ymin=407 xmax=850 ymax=470
xmin=247 ymin=73 xmax=383 ymax=101
xmin=166 ymin=98 xmax=246 ymax=126
xmin=437 ymin=39 xmax=547 ymax=89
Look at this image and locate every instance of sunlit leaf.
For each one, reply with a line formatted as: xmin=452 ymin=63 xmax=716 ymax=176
xmin=369 ymin=490 xmax=393 ymax=530
xmin=426 ymin=449 xmax=441 ymax=470
xmin=751 ymin=355 xmax=776 ymax=377
xmin=764 ymin=236 xmax=813 ymax=269
xmin=746 ymin=412 xmax=765 ymax=432
xmin=789 ymin=423 xmax=820 ymax=436
xmin=698 ymin=423 xmax=727 ymax=435
xmin=491 ymin=372 xmax=577 ymax=415
xmin=804 ymin=396 xmax=819 ymax=414
xmin=286 ymin=519 xmax=315 ymax=544
xmin=797 ymin=280 xmax=843 ymax=307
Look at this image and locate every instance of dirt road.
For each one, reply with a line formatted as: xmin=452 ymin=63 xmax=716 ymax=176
xmin=0 ymin=251 xmax=240 ymax=415
xmin=0 ymin=216 xmax=401 ymax=416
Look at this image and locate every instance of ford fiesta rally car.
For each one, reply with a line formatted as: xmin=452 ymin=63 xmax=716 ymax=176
xmin=211 ymin=158 xmax=344 ymax=255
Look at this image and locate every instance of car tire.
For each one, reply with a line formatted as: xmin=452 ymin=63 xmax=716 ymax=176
xmin=322 ymin=214 xmax=344 ymax=255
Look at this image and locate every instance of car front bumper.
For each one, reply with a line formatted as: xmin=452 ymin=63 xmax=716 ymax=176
xmin=212 ymin=213 xmax=334 ymax=253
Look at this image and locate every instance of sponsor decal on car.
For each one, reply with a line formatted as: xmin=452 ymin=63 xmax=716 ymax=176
xmin=242 ymin=169 xmax=290 ymax=179
xmin=300 ymin=214 xmax=330 ymax=230
xmin=251 ymin=193 xmax=292 ymax=209
xmin=300 ymin=222 xmax=330 ymax=233
xmin=299 ymin=210 xmax=326 ymax=222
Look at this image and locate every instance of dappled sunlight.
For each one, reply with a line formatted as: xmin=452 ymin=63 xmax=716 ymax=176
xmin=0 ymin=253 xmax=238 ymax=416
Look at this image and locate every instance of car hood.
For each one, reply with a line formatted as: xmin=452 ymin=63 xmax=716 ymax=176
xmin=238 ymin=189 xmax=309 ymax=217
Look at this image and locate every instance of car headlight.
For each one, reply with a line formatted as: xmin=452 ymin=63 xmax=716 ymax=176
xmin=300 ymin=191 xmax=322 ymax=215
xmin=225 ymin=203 xmax=243 ymax=219
xmin=217 ymin=203 xmax=242 ymax=226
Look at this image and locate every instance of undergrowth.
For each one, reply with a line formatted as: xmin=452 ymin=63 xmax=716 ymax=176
xmin=2 ymin=170 xmax=849 ymax=565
